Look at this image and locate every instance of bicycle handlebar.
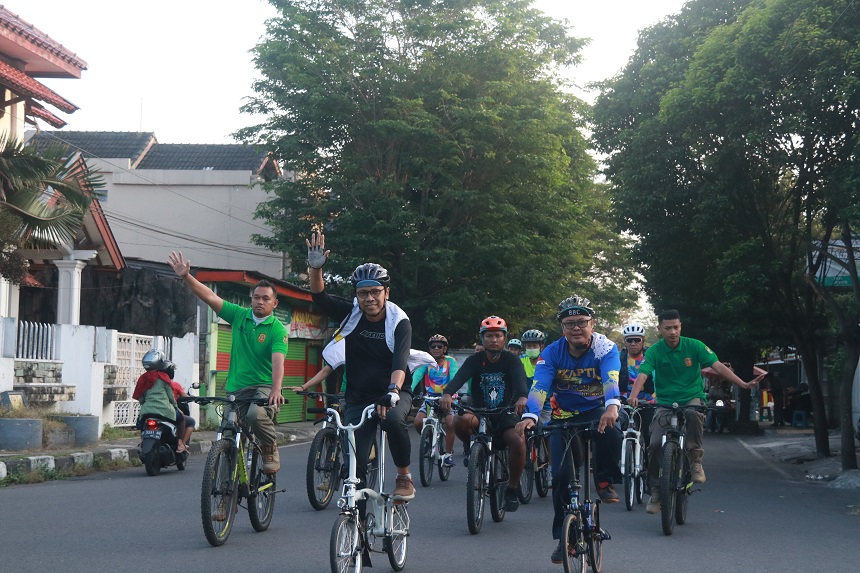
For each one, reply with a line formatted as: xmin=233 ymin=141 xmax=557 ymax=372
xmin=457 ymin=405 xmax=515 ymax=417
xmin=180 ymin=395 xmax=282 ymax=407
xmin=537 ymin=418 xmax=600 ymax=436
xmin=326 ymin=403 xmax=377 ymax=432
xmin=295 ymin=390 xmax=344 ymax=401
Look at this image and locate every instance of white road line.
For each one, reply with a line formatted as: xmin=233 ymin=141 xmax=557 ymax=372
xmin=737 ymin=438 xmax=795 ymax=480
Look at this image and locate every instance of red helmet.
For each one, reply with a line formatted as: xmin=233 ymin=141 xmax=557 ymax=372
xmin=479 ymin=316 xmax=508 ymax=334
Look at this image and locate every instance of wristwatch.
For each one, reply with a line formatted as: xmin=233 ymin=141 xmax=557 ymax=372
xmin=388 ymin=383 xmax=401 ymax=394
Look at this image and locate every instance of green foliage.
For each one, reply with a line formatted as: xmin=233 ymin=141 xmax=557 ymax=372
xmin=99 ymin=424 xmax=138 ymax=441
xmin=239 ymin=0 xmax=636 ymax=344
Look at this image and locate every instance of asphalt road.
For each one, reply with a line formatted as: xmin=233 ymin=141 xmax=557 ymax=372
xmin=1 ymin=432 xmax=858 ymax=573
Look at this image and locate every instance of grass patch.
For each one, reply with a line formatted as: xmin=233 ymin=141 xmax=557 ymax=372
xmin=100 ymin=424 xmax=138 ymax=440
xmin=0 ymin=456 xmax=141 ymax=487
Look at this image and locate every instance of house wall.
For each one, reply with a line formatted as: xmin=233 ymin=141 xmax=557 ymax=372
xmin=0 ymin=87 xmax=24 ymax=141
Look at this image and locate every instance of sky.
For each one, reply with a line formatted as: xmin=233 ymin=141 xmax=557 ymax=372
xmin=12 ymin=0 xmax=686 ymax=144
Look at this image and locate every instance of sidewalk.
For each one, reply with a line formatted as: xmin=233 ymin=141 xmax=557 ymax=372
xmin=0 ymin=421 xmax=319 ymax=480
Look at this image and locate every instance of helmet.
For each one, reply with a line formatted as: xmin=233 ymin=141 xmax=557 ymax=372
xmin=622 ymin=323 xmax=646 ymax=339
xmin=350 ymin=263 xmax=390 ymax=288
xmin=479 ymin=315 xmax=508 ymax=334
xmin=142 ymin=349 xmax=167 ymax=372
xmin=556 ymin=295 xmax=594 ymax=321
xmin=507 ymin=338 xmax=523 ymax=349
xmin=428 ymin=334 xmax=448 ymax=346
xmin=521 ymin=329 xmax=545 ymax=343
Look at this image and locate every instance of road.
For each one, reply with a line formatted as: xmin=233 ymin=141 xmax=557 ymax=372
xmin=1 ymin=432 xmax=858 ymax=573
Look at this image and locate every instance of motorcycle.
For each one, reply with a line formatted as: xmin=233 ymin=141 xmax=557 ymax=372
xmin=138 ymin=415 xmax=187 ymax=476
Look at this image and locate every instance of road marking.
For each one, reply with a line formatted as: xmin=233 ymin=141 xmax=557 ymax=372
xmin=737 ymin=438 xmax=794 ymax=480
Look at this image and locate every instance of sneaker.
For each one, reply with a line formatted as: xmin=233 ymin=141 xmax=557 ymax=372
xmin=262 ymin=443 xmax=280 ymax=475
xmin=442 ymin=453 xmax=455 ymax=468
xmin=505 ymin=488 xmax=520 ymax=512
xmin=550 ymin=540 xmax=565 ymax=564
xmin=646 ymin=490 xmax=661 ymax=514
xmin=691 ymin=461 xmax=706 ymax=483
xmin=596 ymin=481 xmax=619 ymax=503
xmin=212 ymin=496 xmax=228 ymax=522
xmin=393 ymin=474 xmax=416 ymax=500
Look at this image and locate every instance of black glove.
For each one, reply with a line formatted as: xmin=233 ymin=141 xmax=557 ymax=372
xmin=377 ymin=392 xmax=400 ymax=408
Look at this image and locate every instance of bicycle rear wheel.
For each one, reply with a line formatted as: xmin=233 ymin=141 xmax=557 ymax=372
xmin=586 ymin=503 xmax=603 ymax=573
xmin=307 ymin=427 xmax=340 ymax=510
xmin=518 ymin=436 xmax=534 ymax=504
xmin=659 ymin=441 xmax=680 ymax=536
xmin=489 ymin=452 xmax=507 ymax=522
xmin=535 ymin=437 xmax=550 ymax=498
xmin=249 ymin=444 xmax=276 ymax=532
xmin=675 ymin=453 xmax=690 ymax=525
xmin=201 ymin=438 xmax=238 ymax=547
xmin=385 ymin=504 xmax=409 ymax=571
xmin=330 ymin=513 xmax=362 ymax=573
xmin=466 ymin=445 xmax=487 ymax=534
xmin=623 ymin=440 xmax=635 ymax=511
xmin=419 ymin=425 xmax=434 ymax=487
xmin=438 ymin=427 xmax=451 ymax=481
xmin=561 ymin=512 xmax=586 ymax=573
xmin=635 ymin=444 xmax=647 ymax=504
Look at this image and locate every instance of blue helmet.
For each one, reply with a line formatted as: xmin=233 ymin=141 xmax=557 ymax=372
xmin=350 ymin=263 xmax=390 ymax=288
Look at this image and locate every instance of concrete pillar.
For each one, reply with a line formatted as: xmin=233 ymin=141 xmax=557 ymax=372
xmin=54 ymin=260 xmax=87 ymax=325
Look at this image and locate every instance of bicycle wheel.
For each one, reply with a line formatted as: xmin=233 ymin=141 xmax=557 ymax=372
xmin=675 ymin=452 xmax=690 ymax=525
xmin=535 ymin=437 xmax=550 ymax=498
xmin=561 ymin=512 xmax=586 ymax=573
xmin=307 ymin=427 xmax=340 ymax=510
xmin=419 ymin=425 xmax=434 ymax=487
xmin=587 ymin=503 xmax=603 ymax=573
xmin=201 ymin=438 xmax=238 ymax=547
xmin=659 ymin=441 xmax=679 ymax=536
xmin=366 ymin=437 xmax=379 ymax=491
xmin=330 ymin=513 xmax=362 ymax=573
xmin=489 ymin=452 xmax=506 ymax=523
xmin=438 ymin=427 xmax=452 ymax=481
xmin=385 ymin=503 xmax=409 ymax=571
xmin=466 ymin=445 xmax=487 ymax=534
xmin=623 ymin=440 xmax=635 ymax=511
xmin=249 ymin=444 xmax=276 ymax=532
xmin=518 ymin=436 xmax=534 ymax=504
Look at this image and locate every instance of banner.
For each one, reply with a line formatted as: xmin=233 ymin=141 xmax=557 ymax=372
xmin=291 ymin=309 xmax=326 ymax=340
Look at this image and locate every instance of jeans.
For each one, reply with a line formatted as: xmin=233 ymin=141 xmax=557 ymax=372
xmin=228 ymin=386 xmax=278 ymax=448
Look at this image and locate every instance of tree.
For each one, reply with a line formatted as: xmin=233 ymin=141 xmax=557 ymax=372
xmin=239 ymin=0 xmax=636 ymax=345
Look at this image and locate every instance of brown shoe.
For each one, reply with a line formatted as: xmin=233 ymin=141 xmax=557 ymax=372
xmin=691 ymin=462 xmax=706 ymax=484
xmin=262 ymin=443 xmax=280 ymax=475
xmin=393 ymin=474 xmax=415 ymax=500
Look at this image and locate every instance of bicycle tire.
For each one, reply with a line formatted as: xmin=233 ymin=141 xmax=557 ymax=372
xmin=518 ymin=436 xmax=534 ymax=504
xmin=385 ymin=503 xmax=409 ymax=571
xmin=623 ymin=440 xmax=635 ymax=511
xmin=535 ymin=437 xmax=550 ymax=498
xmin=307 ymin=427 xmax=340 ymax=510
xmin=636 ymin=442 xmax=648 ymax=504
xmin=248 ymin=444 xmax=276 ymax=532
xmin=330 ymin=513 xmax=362 ymax=573
xmin=659 ymin=441 xmax=679 ymax=536
xmin=438 ymin=427 xmax=452 ymax=481
xmin=587 ymin=502 xmax=603 ymax=573
xmin=675 ymin=452 xmax=690 ymax=525
xmin=561 ymin=512 xmax=586 ymax=573
xmin=201 ymin=438 xmax=238 ymax=547
xmin=489 ymin=451 xmax=507 ymax=523
xmin=466 ymin=445 xmax=487 ymax=534
xmin=419 ymin=425 xmax=434 ymax=487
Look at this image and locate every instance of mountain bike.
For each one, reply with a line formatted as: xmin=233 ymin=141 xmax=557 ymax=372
xmin=328 ymin=404 xmax=410 ymax=573
xmin=657 ymin=402 xmax=708 ymax=536
xmin=183 ymin=394 xmax=286 ymax=547
xmin=520 ymin=426 xmax=550 ymax=503
xmin=299 ymin=390 xmax=378 ymax=511
xmin=418 ymin=395 xmax=452 ymax=487
xmin=538 ymin=419 xmax=611 ymax=573
xmin=620 ymin=403 xmax=654 ymax=511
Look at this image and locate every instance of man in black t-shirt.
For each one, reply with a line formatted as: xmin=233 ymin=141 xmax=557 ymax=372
xmin=307 ymin=232 xmax=416 ymax=500
xmin=440 ymin=315 xmax=528 ymax=512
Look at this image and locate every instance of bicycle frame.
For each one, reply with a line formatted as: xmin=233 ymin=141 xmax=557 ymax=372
xmin=421 ymin=396 xmax=444 ymax=464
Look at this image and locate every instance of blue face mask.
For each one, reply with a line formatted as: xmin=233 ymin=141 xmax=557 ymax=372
xmin=525 ymin=348 xmax=540 ymax=359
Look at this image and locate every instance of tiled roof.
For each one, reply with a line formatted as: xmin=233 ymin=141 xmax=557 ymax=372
xmin=135 ymin=143 xmax=268 ymax=171
xmin=29 ymin=131 xmax=157 ymax=162
xmin=0 ymin=59 xmax=76 ymax=112
xmin=26 ymin=101 xmax=66 ymax=128
xmin=0 ymin=5 xmax=87 ymax=70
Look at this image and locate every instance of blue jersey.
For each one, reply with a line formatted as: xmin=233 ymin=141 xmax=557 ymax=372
xmin=525 ymin=332 xmax=621 ymax=421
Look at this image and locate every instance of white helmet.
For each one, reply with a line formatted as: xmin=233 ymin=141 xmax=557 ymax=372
xmin=622 ymin=323 xmax=646 ymax=339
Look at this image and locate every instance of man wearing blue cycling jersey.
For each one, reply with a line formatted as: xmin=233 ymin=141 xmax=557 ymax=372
xmin=516 ymin=295 xmax=623 ymax=564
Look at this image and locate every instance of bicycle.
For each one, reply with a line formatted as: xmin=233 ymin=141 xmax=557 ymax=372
xmin=328 ymin=404 xmax=410 ymax=573
xmin=460 ymin=405 xmax=514 ymax=535
xmin=620 ymin=403 xmax=654 ymax=511
xmin=300 ymin=391 xmax=379 ymax=511
xmin=656 ymin=402 xmax=708 ymax=536
xmin=418 ymin=395 xmax=452 ymax=487
xmin=183 ymin=394 xmax=286 ymax=547
xmin=538 ymin=419 xmax=611 ymax=573
xmin=520 ymin=426 xmax=551 ymax=503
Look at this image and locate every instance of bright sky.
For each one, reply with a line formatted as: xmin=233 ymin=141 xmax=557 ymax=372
xmin=13 ymin=0 xmax=685 ymax=144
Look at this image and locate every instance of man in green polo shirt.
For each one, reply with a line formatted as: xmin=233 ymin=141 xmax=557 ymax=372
xmin=169 ymin=251 xmax=288 ymax=475
xmin=628 ymin=309 xmax=762 ymax=514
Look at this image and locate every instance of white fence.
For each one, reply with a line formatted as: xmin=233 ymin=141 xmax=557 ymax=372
xmin=110 ymin=333 xmax=171 ymax=426
xmin=16 ymin=320 xmax=56 ymax=360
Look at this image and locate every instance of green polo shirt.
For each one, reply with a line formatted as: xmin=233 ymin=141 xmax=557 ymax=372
xmin=638 ymin=336 xmax=715 ymax=405
xmin=218 ymin=301 xmax=289 ymax=392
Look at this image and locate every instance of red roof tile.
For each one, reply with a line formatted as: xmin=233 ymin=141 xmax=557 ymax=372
xmin=0 ymin=6 xmax=87 ymax=70
xmin=26 ymin=101 xmax=66 ymax=128
xmin=0 ymin=58 xmax=77 ymax=112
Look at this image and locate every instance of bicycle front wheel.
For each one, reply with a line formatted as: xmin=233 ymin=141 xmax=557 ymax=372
xmin=466 ymin=445 xmax=487 ymax=534
xmin=249 ymin=444 xmax=276 ymax=532
xmin=518 ymin=436 xmax=534 ymax=504
xmin=675 ymin=452 xmax=690 ymax=525
xmin=587 ymin=503 xmax=603 ymax=573
xmin=385 ymin=503 xmax=409 ymax=571
xmin=535 ymin=437 xmax=550 ymax=498
xmin=307 ymin=427 xmax=340 ymax=510
xmin=438 ymin=427 xmax=451 ymax=481
xmin=561 ymin=512 xmax=586 ymax=573
xmin=623 ymin=439 xmax=635 ymax=511
xmin=419 ymin=425 xmax=434 ymax=487
xmin=201 ymin=438 xmax=238 ymax=547
xmin=330 ymin=513 xmax=362 ymax=573
xmin=659 ymin=441 xmax=680 ymax=536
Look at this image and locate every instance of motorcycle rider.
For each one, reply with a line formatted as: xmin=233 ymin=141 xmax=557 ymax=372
xmin=133 ymin=349 xmax=190 ymax=453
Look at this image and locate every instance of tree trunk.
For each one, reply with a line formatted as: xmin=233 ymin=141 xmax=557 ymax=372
xmin=798 ymin=347 xmax=831 ymax=457
xmin=840 ymin=342 xmax=859 ymax=470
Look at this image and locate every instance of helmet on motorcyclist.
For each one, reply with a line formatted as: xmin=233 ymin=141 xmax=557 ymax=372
xmin=142 ymin=349 xmax=167 ymax=372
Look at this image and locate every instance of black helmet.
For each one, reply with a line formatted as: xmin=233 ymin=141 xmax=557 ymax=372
xmin=350 ymin=263 xmax=391 ymax=288
xmin=142 ymin=349 xmax=167 ymax=372
xmin=556 ymin=295 xmax=594 ymax=321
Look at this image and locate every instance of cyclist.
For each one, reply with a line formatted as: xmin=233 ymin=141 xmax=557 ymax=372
xmin=515 ymin=295 xmax=623 ymax=564
xmin=507 ymin=338 xmax=524 ymax=356
xmin=440 ymin=316 xmax=528 ymax=512
xmin=411 ymin=334 xmax=459 ymax=468
xmin=520 ymin=329 xmax=550 ymax=425
xmin=628 ymin=309 xmax=763 ymax=514
xmin=620 ymin=323 xmax=655 ymax=447
xmin=306 ymin=232 xmax=416 ymax=500
xmin=168 ymin=252 xmax=286 ymax=474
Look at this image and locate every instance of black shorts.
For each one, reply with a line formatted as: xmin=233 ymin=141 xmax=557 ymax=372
xmin=488 ymin=412 xmax=518 ymax=446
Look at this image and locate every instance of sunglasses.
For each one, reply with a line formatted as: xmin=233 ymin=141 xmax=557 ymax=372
xmin=429 ymin=343 xmax=446 ymax=349
xmin=625 ymin=338 xmax=643 ymax=344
